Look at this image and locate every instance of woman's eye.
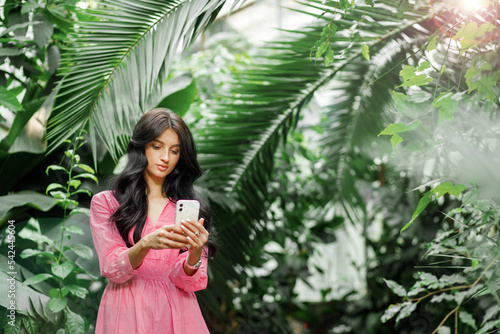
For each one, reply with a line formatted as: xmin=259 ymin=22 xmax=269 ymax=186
xmin=171 ymin=150 xmax=179 ymax=155
xmin=153 ymin=146 xmax=161 ymax=150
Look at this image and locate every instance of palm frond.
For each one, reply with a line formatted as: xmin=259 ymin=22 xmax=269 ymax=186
xmin=46 ymin=0 xmax=233 ymax=160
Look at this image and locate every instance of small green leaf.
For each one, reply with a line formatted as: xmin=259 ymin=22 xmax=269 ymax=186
xmin=361 ymin=43 xmax=370 ymax=61
xmin=70 ymin=243 xmax=93 ymax=260
xmin=22 ymin=273 xmax=53 ymax=286
xmin=70 ymin=189 xmax=92 ymax=197
xmin=431 ymin=182 xmax=466 ymax=198
xmin=68 ymin=207 xmax=91 ymax=217
xmin=65 ymin=225 xmax=84 ymax=235
xmin=49 ymin=287 xmax=70 ymax=298
xmin=48 ymin=297 xmax=67 ymax=313
xmin=46 ymin=165 xmax=68 ymax=175
xmin=51 ymin=261 xmax=74 ymax=279
xmin=471 ymin=259 xmax=479 ymax=268
xmin=74 ymin=163 xmax=95 ymax=174
xmin=427 ymin=35 xmax=438 ymax=51
xmin=396 ymin=302 xmax=417 ymax=325
xmin=50 ymin=191 xmax=68 ymax=199
xmin=20 ymin=249 xmax=56 ymax=259
xmin=324 ymin=47 xmax=334 ymax=67
xmin=66 ymin=284 xmax=89 ymax=299
xmin=391 ymin=133 xmax=403 ymax=151
xmin=310 ymin=125 xmax=324 ymax=134
xmin=74 ymin=173 xmax=98 ymax=184
xmin=384 ymin=279 xmax=407 ymax=297
xmin=459 ymin=310 xmax=477 ymax=330
xmin=46 ymin=183 xmax=65 ymax=195
xmin=379 ymin=120 xmax=422 ymax=136
xmin=417 ymin=61 xmax=430 ymax=71
xmin=381 ymin=304 xmax=403 ymax=323
xmin=67 ymin=179 xmax=81 ymax=190
xmin=401 ymin=190 xmax=432 ymax=232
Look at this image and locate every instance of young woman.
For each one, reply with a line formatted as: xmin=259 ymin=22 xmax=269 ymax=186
xmin=89 ymin=108 xmax=214 ymax=333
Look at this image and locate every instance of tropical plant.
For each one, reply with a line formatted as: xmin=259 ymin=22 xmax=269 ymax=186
xmin=0 ymin=131 xmax=97 ymax=333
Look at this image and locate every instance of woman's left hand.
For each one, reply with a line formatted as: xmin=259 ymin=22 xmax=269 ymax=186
xmin=180 ymin=218 xmax=208 ymax=259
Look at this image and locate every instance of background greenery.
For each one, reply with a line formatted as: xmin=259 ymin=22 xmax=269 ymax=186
xmin=0 ymin=0 xmax=499 ymax=333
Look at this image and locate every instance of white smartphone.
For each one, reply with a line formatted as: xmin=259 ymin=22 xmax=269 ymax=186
xmin=174 ymin=199 xmax=200 ymax=226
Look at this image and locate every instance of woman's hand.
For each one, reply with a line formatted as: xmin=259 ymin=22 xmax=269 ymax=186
xmin=180 ymin=218 xmax=208 ymax=262
xmin=141 ymin=225 xmax=188 ymax=250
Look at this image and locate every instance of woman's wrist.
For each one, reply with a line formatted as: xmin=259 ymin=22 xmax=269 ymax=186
xmin=186 ymin=252 xmax=201 ymax=266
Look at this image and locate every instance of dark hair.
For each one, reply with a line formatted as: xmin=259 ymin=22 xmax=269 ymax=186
xmin=110 ymin=108 xmax=216 ymax=257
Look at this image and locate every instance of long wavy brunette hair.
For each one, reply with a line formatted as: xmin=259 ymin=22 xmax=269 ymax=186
xmin=110 ymin=108 xmax=216 ymax=257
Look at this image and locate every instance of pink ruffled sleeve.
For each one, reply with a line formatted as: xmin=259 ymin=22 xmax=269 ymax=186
xmin=169 ymin=249 xmax=208 ymax=292
xmin=89 ymin=191 xmax=138 ymax=283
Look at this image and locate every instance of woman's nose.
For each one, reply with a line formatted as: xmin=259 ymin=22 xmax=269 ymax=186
xmin=161 ymin=150 xmax=169 ymax=162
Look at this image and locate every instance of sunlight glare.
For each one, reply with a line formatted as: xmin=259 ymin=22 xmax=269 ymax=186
xmin=458 ymin=0 xmax=489 ymax=12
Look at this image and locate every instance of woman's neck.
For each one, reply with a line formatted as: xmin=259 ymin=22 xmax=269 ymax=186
xmin=144 ymin=175 xmax=165 ymax=199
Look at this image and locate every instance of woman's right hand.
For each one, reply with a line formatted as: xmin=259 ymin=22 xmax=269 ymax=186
xmin=141 ymin=225 xmax=188 ymax=250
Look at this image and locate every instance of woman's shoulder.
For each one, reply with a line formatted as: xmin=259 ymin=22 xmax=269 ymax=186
xmin=91 ymin=190 xmax=119 ymax=209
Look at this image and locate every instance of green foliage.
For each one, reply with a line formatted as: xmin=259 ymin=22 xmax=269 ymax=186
xmin=6 ymin=131 xmax=98 ymax=333
xmin=378 ymin=1 xmax=500 ymax=332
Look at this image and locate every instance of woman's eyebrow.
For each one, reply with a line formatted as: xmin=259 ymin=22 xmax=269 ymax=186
xmin=152 ymin=139 xmax=180 ymax=147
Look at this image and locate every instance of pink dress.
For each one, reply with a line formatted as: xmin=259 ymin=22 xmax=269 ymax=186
xmin=89 ymin=190 xmax=210 ymax=334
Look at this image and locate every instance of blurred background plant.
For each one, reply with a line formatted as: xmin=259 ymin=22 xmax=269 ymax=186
xmin=0 ymin=0 xmax=499 ymax=333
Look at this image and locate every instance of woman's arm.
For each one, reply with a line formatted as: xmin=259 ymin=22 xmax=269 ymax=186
xmin=128 ymin=225 xmax=189 ymax=269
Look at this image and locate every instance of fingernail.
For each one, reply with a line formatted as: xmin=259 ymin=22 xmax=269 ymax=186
xmin=186 ymin=219 xmax=191 ymax=222
xmin=181 ymin=219 xmax=185 ymax=223
xmin=187 ymin=236 xmax=192 ymax=241
xmin=181 ymin=225 xmax=185 ymax=229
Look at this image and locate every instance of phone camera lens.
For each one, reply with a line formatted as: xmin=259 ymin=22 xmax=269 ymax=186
xmin=179 ymin=208 xmax=183 ymax=212
xmin=180 ymin=203 xmax=184 ymax=207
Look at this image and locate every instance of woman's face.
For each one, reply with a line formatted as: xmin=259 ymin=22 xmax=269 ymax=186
xmin=144 ymin=128 xmax=181 ymax=183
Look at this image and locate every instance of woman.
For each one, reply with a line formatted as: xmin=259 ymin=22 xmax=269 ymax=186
xmin=89 ymin=108 xmax=214 ymax=333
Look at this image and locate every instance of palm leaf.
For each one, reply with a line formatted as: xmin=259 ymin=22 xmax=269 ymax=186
xmin=46 ymin=0 xmax=235 ymax=161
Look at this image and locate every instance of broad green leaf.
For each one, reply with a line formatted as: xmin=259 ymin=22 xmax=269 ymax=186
xmin=155 ymin=74 xmax=197 ymax=117
xmin=33 ymin=13 xmax=53 ymax=49
xmin=464 ymin=66 xmax=480 ymax=92
xmin=431 ymin=182 xmax=466 ymax=198
xmin=459 ymin=310 xmax=477 ymax=330
xmin=19 ymin=220 xmax=55 ymax=244
xmin=48 ymin=297 xmax=67 ymax=313
xmin=65 ymin=309 xmax=87 ymax=334
xmin=0 ymin=193 xmax=58 ymax=223
xmin=399 ymin=65 xmax=433 ymax=87
xmin=0 ymin=47 xmax=24 ymax=56
xmin=0 ymin=86 xmax=23 ymax=112
xmin=22 ymin=316 xmax=38 ymax=334
xmin=384 ymin=279 xmax=407 ymax=297
xmin=361 ymin=43 xmax=370 ymax=61
xmin=22 ymin=273 xmax=53 ymax=286
xmin=401 ymin=190 xmax=432 ymax=232
xmin=453 ymin=22 xmax=496 ymax=55
xmin=432 ymin=92 xmax=460 ymax=122
xmin=51 ymin=261 xmax=73 ymax=279
xmin=21 ymin=2 xmax=42 ymax=15
xmin=69 ymin=243 xmax=93 ymax=260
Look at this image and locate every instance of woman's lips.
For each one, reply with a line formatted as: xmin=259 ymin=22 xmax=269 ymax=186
xmin=157 ymin=164 xmax=168 ymax=171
